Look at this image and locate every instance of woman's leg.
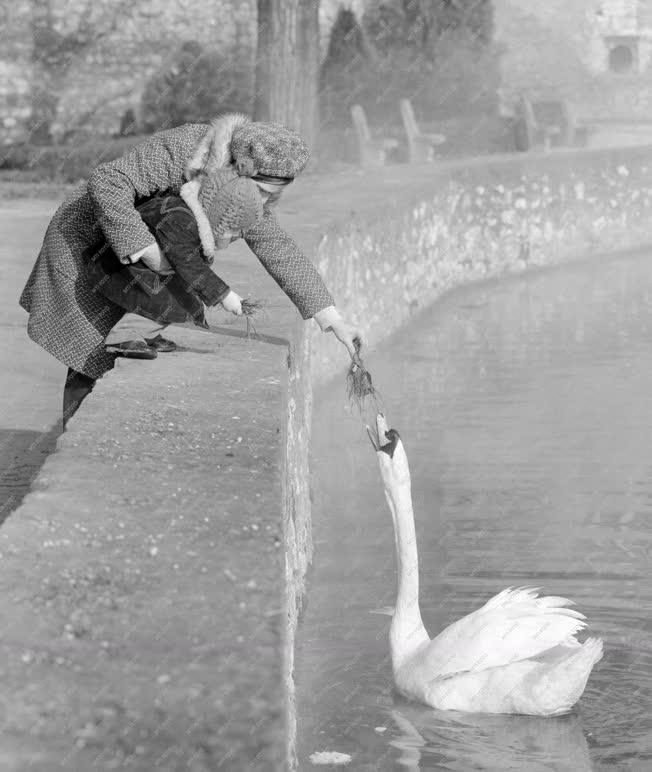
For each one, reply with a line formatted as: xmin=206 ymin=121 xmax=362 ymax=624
xmin=62 ymin=368 xmax=96 ymax=429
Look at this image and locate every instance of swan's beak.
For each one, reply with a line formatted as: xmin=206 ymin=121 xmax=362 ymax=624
xmin=366 ymin=424 xmax=380 ymax=451
xmin=366 ymin=413 xmax=400 ymax=458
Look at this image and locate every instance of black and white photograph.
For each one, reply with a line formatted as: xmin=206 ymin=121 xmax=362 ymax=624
xmin=1 ymin=0 xmax=651 ymax=769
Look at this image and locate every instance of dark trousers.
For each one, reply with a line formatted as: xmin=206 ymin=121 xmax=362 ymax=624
xmin=63 ymin=368 xmax=96 ymax=429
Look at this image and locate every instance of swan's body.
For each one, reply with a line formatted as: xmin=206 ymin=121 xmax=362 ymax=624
xmin=369 ymin=414 xmax=603 ymax=716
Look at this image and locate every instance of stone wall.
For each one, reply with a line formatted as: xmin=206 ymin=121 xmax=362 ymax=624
xmin=0 ymin=0 xmax=256 ymax=143
xmin=0 ymin=0 xmax=354 ymax=145
xmin=0 ymin=2 xmax=33 ymax=144
xmin=304 ymin=145 xmax=652 ymax=386
xmin=282 ymin=327 xmax=313 ymax=766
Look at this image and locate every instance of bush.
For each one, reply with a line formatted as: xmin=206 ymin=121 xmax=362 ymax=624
xmin=361 ymin=30 xmax=502 ymax=127
xmin=319 ymin=8 xmax=374 ymax=129
xmin=0 ymin=135 xmax=147 ymax=182
xmin=363 ymin=0 xmax=494 ymax=52
xmin=0 ymin=143 xmax=34 ymax=170
xmin=140 ymin=41 xmax=253 ymax=132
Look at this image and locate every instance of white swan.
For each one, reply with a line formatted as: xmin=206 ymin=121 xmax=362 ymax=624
xmin=367 ymin=413 xmax=603 ymax=716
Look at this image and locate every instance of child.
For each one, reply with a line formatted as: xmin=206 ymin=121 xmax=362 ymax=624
xmin=19 ymin=114 xmax=363 ymax=422
xmin=86 ymin=173 xmax=265 ymax=344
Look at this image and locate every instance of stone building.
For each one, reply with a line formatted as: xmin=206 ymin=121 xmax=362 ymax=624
xmin=493 ymin=0 xmax=652 ymax=120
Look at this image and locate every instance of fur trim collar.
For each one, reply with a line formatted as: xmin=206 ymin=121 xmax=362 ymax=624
xmin=181 ymin=112 xmax=251 ymax=258
xmin=179 ymin=178 xmax=214 ymax=258
xmin=184 ymin=112 xmax=251 ymax=182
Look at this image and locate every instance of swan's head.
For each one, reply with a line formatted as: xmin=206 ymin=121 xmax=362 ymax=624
xmin=367 ymin=413 xmax=411 ymax=488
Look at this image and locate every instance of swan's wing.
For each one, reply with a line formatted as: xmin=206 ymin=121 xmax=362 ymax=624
xmin=415 ymin=587 xmax=587 ymax=680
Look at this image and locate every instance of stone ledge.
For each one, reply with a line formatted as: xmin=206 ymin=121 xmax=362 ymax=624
xmin=0 ymin=326 xmax=291 ymax=771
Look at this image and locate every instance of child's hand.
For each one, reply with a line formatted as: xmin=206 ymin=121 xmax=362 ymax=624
xmin=221 ymin=290 xmax=243 ymax=315
xmin=139 ymin=243 xmax=174 ymax=275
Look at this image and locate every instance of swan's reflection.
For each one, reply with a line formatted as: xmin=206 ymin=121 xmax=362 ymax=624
xmin=389 ymin=708 xmax=425 ymax=770
xmin=387 ymin=702 xmax=593 ymax=771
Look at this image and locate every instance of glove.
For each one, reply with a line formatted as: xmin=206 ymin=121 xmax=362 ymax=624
xmin=137 ymin=243 xmax=174 ymax=275
xmin=221 ymin=290 xmax=243 ymax=315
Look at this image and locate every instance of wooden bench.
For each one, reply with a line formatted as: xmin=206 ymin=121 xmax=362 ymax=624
xmin=399 ymin=99 xmax=446 ymax=163
xmin=350 ymin=104 xmax=399 ymax=168
xmin=514 ymin=96 xmax=592 ymax=151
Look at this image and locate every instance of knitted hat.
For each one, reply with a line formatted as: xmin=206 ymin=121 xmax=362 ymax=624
xmin=205 ymin=175 xmax=263 ymax=236
xmin=230 ymin=122 xmax=310 ymax=178
xmin=181 ymin=169 xmax=263 ymax=259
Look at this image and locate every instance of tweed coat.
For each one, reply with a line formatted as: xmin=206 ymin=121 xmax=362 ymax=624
xmin=19 ymin=116 xmax=334 ymax=379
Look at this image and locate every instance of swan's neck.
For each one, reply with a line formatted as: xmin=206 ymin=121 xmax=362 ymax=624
xmin=385 ymin=483 xmax=428 ymax=667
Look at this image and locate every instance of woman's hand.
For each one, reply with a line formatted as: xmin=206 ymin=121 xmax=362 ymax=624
xmin=221 ymin=290 xmax=243 ymax=315
xmin=313 ymin=306 xmax=365 ymax=362
xmin=329 ymin=317 xmax=365 ymax=362
xmin=138 ymin=243 xmax=174 ymax=275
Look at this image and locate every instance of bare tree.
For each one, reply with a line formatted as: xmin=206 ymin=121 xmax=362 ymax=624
xmin=254 ymin=0 xmax=320 ymax=146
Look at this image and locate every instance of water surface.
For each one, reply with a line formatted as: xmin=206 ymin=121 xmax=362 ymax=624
xmin=296 ymin=251 xmax=652 ymax=770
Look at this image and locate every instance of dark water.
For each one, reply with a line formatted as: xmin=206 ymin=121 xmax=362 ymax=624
xmin=296 ymin=252 xmax=652 ymax=771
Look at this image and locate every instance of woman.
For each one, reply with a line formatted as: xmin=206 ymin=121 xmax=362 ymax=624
xmin=19 ymin=113 xmax=363 ymax=423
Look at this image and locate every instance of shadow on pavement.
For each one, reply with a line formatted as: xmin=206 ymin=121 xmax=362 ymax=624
xmin=0 ymin=425 xmax=61 ymax=525
xmin=204 ymin=325 xmax=290 ymax=347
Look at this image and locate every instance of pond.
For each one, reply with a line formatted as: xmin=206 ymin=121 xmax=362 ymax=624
xmin=296 ymin=251 xmax=652 ymax=770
